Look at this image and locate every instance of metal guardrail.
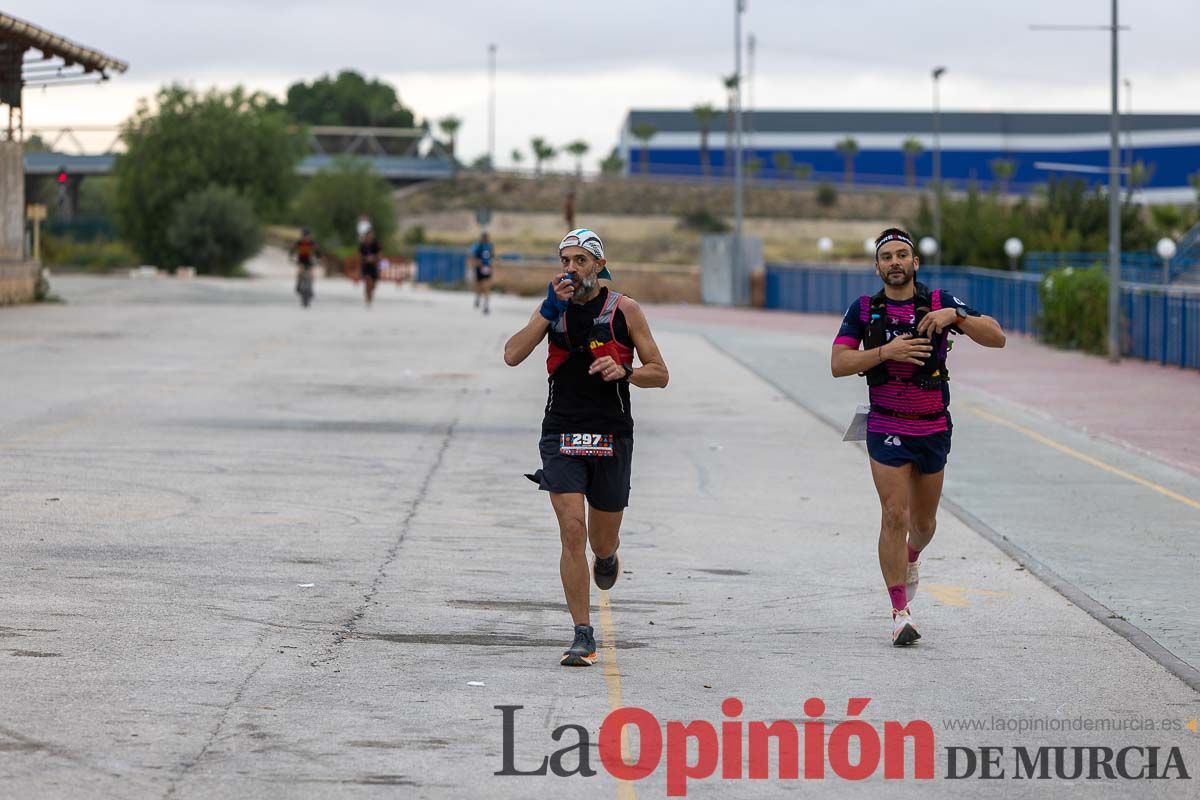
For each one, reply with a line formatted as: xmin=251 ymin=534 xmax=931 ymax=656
xmin=765 ymin=262 xmax=1199 ymax=370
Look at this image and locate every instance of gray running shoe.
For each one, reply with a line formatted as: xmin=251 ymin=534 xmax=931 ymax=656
xmin=561 ymin=624 xmax=597 ymax=666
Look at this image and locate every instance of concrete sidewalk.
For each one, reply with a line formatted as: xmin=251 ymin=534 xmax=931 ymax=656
xmin=1 ymin=277 xmax=1197 ymax=798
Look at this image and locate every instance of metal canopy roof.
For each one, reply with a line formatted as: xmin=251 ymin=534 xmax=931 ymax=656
xmin=1 ymin=11 xmax=128 ymax=95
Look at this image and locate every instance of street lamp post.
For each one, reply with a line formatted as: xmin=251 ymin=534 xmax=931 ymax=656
xmin=1156 ymin=237 xmax=1176 ymax=285
xmin=1004 ymin=237 xmax=1024 ymax=271
xmin=733 ymin=0 xmax=745 ymax=282
xmin=931 ymin=66 xmax=947 ymax=267
xmin=488 ymin=44 xmax=497 ymax=170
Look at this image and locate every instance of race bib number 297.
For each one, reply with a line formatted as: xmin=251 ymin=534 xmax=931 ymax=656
xmin=559 ymin=433 xmax=614 ymax=457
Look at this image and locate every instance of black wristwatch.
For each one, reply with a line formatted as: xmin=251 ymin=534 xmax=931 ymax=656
xmin=622 ymin=365 xmax=634 ymax=381
xmin=954 ymin=306 xmax=969 ymax=320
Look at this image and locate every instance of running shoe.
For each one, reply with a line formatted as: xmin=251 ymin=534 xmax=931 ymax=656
xmin=561 ymin=624 xmax=597 ymax=667
xmin=906 ymin=560 xmax=920 ymax=601
xmin=892 ymin=609 xmax=921 ymax=647
xmin=593 ymin=553 xmax=620 ymax=591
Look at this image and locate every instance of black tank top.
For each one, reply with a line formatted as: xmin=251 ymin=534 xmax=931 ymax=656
xmin=541 ymin=288 xmax=635 ymax=436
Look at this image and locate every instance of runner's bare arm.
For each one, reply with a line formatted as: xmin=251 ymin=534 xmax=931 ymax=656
xmin=503 ymin=309 xmax=551 ymax=366
xmin=831 ymin=337 xmax=932 ymax=377
xmin=956 ymin=313 xmax=1007 ymax=348
xmin=614 ymin=299 xmax=668 ymax=388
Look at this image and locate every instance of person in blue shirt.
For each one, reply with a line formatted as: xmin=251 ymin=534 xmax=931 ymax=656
xmin=470 ymin=232 xmax=496 ymax=314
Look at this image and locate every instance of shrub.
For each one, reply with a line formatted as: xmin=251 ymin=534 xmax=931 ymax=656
xmin=1038 ymin=266 xmax=1109 ymax=354
xmin=165 ymin=185 xmax=262 ymax=276
xmin=41 ymin=234 xmax=139 ymax=272
xmin=292 ymin=156 xmax=397 ymax=250
xmin=677 ymin=208 xmax=730 ymax=233
xmin=816 ymin=182 xmax=837 ymax=208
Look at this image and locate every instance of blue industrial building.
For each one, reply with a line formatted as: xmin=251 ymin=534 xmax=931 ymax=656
xmin=618 ymin=110 xmax=1200 ymax=201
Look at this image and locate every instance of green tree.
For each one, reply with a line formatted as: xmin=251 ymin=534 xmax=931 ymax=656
xmin=23 ymin=133 xmax=52 ymax=153
xmin=511 ymin=148 xmax=524 ymax=168
xmin=1190 ymin=171 xmax=1200 ymax=201
xmin=438 ymin=116 xmax=462 ymax=159
xmin=599 ymin=147 xmax=625 ymax=176
xmin=630 ymin=123 xmax=658 ymax=175
xmin=771 ymin=151 xmax=793 ymax=179
xmin=745 ymin=157 xmax=763 ymax=180
xmin=283 ymin=70 xmax=415 ymax=127
xmin=902 ymin=137 xmax=923 ymax=187
xmin=692 ymin=103 xmax=718 ymax=177
xmin=835 ymin=137 xmax=859 ymax=186
xmin=115 ymin=85 xmax=303 ymax=267
xmin=794 ymin=163 xmax=813 ymax=182
xmin=989 ymin=158 xmax=1016 ymax=195
xmin=530 ymin=137 xmax=557 ymax=176
xmin=292 ymin=157 xmax=397 ymax=250
xmin=1127 ymin=160 xmax=1155 ymax=200
xmin=166 ymin=185 xmax=262 ymax=276
xmin=564 ymin=140 xmax=590 ymax=177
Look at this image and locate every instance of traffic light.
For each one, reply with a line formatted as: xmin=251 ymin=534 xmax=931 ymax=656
xmin=56 ymin=166 xmax=68 ymax=185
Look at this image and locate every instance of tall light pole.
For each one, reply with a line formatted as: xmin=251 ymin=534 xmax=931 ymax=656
xmin=931 ymin=66 xmax=946 ymax=267
xmin=747 ymin=32 xmax=756 ymax=159
xmin=487 ymin=43 xmax=497 ymax=170
xmin=1030 ymin=2 xmax=1126 ymax=361
xmin=733 ymin=0 xmax=745 ymax=279
xmin=1107 ymin=0 xmax=1120 ymax=362
xmin=1123 ymin=77 xmax=1132 ymax=174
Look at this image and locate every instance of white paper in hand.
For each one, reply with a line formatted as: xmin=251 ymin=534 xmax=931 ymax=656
xmin=842 ymin=405 xmax=871 ymax=442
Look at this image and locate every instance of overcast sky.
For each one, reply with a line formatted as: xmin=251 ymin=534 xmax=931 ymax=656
xmin=11 ymin=1 xmax=1199 ymax=168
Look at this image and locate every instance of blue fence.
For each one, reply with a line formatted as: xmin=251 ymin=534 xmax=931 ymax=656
xmin=414 ymin=247 xmax=467 ymax=284
xmin=1024 ymin=251 xmax=1193 ymax=284
xmin=1123 ymin=286 xmax=1200 ymax=369
xmin=765 ymin=262 xmax=1200 ymax=369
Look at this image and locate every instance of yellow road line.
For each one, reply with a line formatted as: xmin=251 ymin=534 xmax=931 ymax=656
xmin=968 ymin=405 xmax=1200 ymax=512
xmin=597 ymin=591 xmax=637 ymax=800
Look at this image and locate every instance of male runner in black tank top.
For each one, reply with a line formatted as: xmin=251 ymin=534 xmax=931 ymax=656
xmin=503 ymin=228 xmax=669 ymax=667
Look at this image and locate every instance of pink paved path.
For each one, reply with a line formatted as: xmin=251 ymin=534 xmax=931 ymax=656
xmin=650 ymin=304 xmax=1200 ymax=477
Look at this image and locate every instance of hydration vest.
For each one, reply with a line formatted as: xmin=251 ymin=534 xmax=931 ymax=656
xmin=546 ymin=290 xmax=635 ymax=375
xmin=859 ymin=282 xmax=951 ymax=391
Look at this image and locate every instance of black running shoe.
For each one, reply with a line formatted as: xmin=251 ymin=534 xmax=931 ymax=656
xmin=593 ymin=553 xmax=619 ymax=591
xmin=560 ymin=624 xmax=597 ymax=667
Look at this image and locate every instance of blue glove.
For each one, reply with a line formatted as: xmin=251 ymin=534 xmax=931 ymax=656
xmin=539 ymin=281 xmax=569 ymax=322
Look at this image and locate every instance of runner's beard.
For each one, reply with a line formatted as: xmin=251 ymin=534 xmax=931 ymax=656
xmin=883 ymin=265 xmax=915 ymax=286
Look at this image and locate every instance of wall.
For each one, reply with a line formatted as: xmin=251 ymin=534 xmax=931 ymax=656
xmin=0 ymin=140 xmax=24 ymax=261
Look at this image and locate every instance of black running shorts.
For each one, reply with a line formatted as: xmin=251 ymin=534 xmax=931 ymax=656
xmin=527 ymin=433 xmax=633 ymax=511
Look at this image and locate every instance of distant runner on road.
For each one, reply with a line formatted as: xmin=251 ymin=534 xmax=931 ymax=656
xmin=503 ymin=228 xmax=669 ymax=667
xmin=469 ymin=231 xmax=495 ymax=315
xmin=831 ymin=227 xmax=1006 ymax=647
xmin=359 ymin=229 xmax=381 ymax=308
xmin=289 ymin=227 xmax=320 ymax=307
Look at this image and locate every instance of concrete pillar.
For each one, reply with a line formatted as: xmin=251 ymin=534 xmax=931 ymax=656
xmin=0 ymin=140 xmax=24 ymax=261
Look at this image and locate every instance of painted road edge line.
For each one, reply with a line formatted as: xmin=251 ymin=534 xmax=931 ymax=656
xmin=598 ymin=591 xmax=637 ymax=800
xmin=701 ymin=334 xmax=1200 ymax=695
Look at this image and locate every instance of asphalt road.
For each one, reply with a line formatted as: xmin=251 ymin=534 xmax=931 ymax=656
xmin=1 ymin=267 xmax=1197 ymax=799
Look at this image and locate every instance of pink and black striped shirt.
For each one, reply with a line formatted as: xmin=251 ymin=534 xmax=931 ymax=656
xmin=834 ymin=289 xmax=978 ymax=437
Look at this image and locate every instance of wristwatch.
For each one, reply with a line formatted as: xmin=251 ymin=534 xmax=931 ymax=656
xmin=622 ymin=365 xmax=634 ymax=381
xmin=954 ymin=306 xmax=969 ymax=320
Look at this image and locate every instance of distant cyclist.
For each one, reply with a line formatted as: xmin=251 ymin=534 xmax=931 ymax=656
xmin=831 ymin=227 xmax=1006 ymax=647
xmin=469 ymin=231 xmax=495 ymax=315
xmin=289 ymin=227 xmax=320 ymax=308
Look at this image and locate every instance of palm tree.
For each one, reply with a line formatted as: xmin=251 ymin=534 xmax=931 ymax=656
xmin=630 ymin=122 xmax=658 ymax=175
xmin=836 ymin=137 xmax=859 ymax=186
xmin=530 ymin=137 xmax=557 ymax=176
xmin=692 ymin=103 xmax=718 ymax=177
xmin=722 ymin=74 xmax=739 ymax=175
xmin=511 ymin=148 xmax=524 ymax=170
xmin=771 ymin=151 xmax=794 ymax=180
xmin=564 ymin=140 xmax=590 ymax=177
xmin=599 ymin=147 xmax=625 ymax=176
xmin=794 ymin=163 xmax=813 ymax=182
xmin=438 ymin=116 xmax=462 ymax=159
xmin=902 ymin=137 xmax=923 ymax=187
xmin=1127 ymin=160 xmax=1156 ymax=200
xmin=989 ymin=158 xmax=1016 ymax=195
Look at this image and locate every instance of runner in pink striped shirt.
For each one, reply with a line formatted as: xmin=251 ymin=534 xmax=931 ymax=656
xmin=831 ymin=228 xmax=1007 ymax=647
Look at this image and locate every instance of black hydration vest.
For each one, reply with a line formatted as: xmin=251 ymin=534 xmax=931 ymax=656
xmin=861 ymin=282 xmax=950 ymax=391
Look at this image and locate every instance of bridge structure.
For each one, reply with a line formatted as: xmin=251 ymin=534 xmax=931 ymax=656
xmin=24 ymin=124 xmax=456 ymax=182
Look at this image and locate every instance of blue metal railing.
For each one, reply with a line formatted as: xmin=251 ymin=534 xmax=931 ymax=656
xmin=414 ymin=247 xmax=467 ymax=284
xmin=1024 ymin=251 xmax=1193 ymax=284
xmin=765 ymin=262 xmax=1199 ymax=370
